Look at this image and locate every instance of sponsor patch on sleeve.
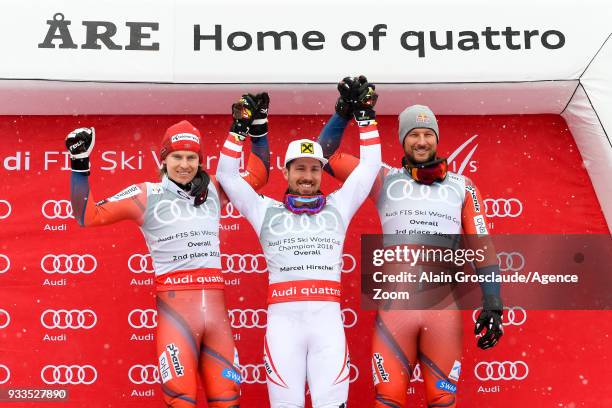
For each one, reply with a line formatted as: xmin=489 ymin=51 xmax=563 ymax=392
xmin=373 ymin=353 xmax=390 ymax=383
xmin=107 ymin=185 xmax=141 ymax=202
xmin=372 ymin=359 xmax=380 ymax=386
xmin=166 ymin=344 xmax=185 ymax=377
xmin=465 ymin=185 xmax=481 ymax=213
xmin=473 ymin=215 xmax=489 ymax=236
xmin=233 ymin=347 xmax=240 ymax=367
xmin=448 ymin=360 xmax=461 ymax=382
xmin=222 ymin=368 xmax=242 ymax=384
xmin=436 ymin=379 xmax=457 ymax=393
xmin=158 ymin=351 xmax=172 ymax=383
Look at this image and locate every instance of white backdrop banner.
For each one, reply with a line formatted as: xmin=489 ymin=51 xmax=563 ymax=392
xmin=1 ymin=0 xmax=610 ymax=83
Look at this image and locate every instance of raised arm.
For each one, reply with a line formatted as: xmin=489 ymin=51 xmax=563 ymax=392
xmin=214 ymin=92 xmax=270 ymax=208
xmin=216 ymin=94 xmax=270 ymax=234
xmin=66 ymin=128 xmax=145 ymax=227
xmin=318 ymin=76 xmax=386 ymax=202
xmin=213 ymin=131 xmax=270 ymax=208
xmin=331 ymin=94 xmax=382 ymax=225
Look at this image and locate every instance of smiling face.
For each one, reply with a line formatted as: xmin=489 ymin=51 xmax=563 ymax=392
xmin=402 ymin=128 xmax=438 ymax=164
xmin=283 ymin=157 xmax=323 ymax=195
xmin=163 ymin=150 xmax=200 ymax=185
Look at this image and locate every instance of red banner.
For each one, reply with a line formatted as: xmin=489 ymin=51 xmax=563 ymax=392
xmin=0 ymin=114 xmax=609 ymax=407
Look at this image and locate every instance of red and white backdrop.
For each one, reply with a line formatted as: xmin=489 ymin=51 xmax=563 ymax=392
xmin=0 ymin=113 xmax=610 ymax=407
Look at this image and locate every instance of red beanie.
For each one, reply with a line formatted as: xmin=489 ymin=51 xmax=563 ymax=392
xmin=159 ymin=120 xmax=203 ymax=161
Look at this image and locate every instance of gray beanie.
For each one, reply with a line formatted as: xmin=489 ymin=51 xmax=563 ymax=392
xmin=398 ymin=105 xmax=439 ymax=146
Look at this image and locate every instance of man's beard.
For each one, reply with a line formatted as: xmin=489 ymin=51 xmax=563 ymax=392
xmin=404 ymin=150 xmax=436 ymax=166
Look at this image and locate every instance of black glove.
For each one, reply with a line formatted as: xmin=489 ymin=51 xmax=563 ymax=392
xmin=474 ymin=294 xmax=504 ymax=350
xmin=335 ymin=76 xmax=358 ymax=119
xmin=189 ymin=168 xmax=210 ymax=207
xmin=65 ymin=127 xmax=95 ymax=174
xmin=248 ymin=92 xmax=270 ymax=137
xmin=230 ymin=94 xmax=256 ymax=140
xmin=352 ymin=75 xmax=378 ymax=123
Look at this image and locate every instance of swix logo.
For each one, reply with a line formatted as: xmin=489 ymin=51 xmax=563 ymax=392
xmin=447 ymin=134 xmax=479 ymax=174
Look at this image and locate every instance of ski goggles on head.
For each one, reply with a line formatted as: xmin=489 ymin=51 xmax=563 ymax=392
xmin=283 ymin=194 xmax=326 ymax=215
xmin=404 ymin=158 xmax=448 ymax=185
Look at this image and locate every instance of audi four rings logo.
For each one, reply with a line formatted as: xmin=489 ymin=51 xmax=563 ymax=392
xmin=0 ymin=200 xmax=11 ymax=219
xmin=0 ymin=309 xmax=10 ymax=329
xmin=128 ymin=364 xmax=160 ymax=384
xmin=0 ymin=364 xmax=10 ymax=384
xmin=41 ymin=365 xmax=98 ymax=385
xmin=472 ymin=306 xmax=527 ymax=326
xmin=503 ymin=306 xmax=527 ymax=326
xmin=386 ymin=179 xmax=462 ymax=205
xmin=240 ymin=364 xmax=266 ymax=384
xmin=222 ymin=254 xmax=267 ymax=273
xmin=40 ymin=254 xmax=97 ymax=274
xmin=484 ymin=198 xmax=523 ymax=218
xmin=0 ymin=254 xmax=9 ymax=274
xmin=128 ymin=309 xmax=158 ymax=329
xmin=267 ymin=211 xmax=340 ymax=236
xmin=497 ymin=252 xmax=525 ymax=272
xmin=153 ymin=198 xmax=219 ymax=224
xmin=128 ymin=254 xmax=154 ymax=274
xmin=221 ymin=202 xmax=243 ymax=219
xmin=474 ymin=361 xmax=529 ymax=381
xmin=221 ymin=253 xmax=356 ymax=274
xmin=42 ymin=200 xmax=74 ymax=219
xmin=40 ymin=309 xmax=97 ymax=329
xmin=228 ymin=309 xmax=267 ymax=329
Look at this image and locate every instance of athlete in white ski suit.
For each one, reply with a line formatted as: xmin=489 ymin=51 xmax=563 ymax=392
xmin=217 ymin=92 xmax=381 ymax=408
